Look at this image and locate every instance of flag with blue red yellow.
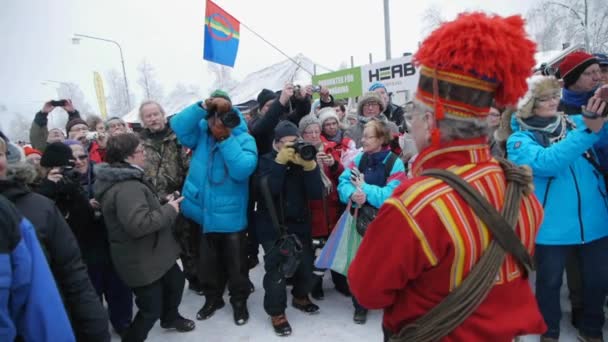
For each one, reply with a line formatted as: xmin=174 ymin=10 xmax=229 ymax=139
xmin=203 ymin=0 xmax=240 ymax=67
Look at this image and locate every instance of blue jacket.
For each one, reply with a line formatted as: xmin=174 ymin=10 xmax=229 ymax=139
xmin=0 ymin=214 xmax=75 ymax=342
xmin=507 ymin=115 xmax=608 ymax=245
xmin=171 ymin=103 xmax=258 ymax=233
xmin=338 ymin=150 xmax=405 ymax=208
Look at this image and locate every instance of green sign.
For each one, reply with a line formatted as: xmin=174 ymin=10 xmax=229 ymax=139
xmin=312 ymin=66 xmax=362 ymax=100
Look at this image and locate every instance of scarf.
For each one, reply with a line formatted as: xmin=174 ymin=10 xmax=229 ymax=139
xmin=517 ymin=115 xmax=569 ymax=147
xmin=324 ymin=130 xmax=344 ymax=144
xmin=562 ymin=87 xmax=598 ymax=108
xmin=313 ymin=142 xmax=334 ymax=196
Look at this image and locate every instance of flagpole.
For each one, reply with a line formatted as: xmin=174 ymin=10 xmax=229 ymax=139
xmin=238 ymin=21 xmax=314 ymax=76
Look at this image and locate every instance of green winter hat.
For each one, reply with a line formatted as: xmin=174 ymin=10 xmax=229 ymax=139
xmin=210 ymin=89 xmax=231 ymax=103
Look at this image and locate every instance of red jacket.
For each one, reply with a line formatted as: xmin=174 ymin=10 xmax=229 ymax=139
xmin=309 ymin=142 xmax=344 ymax=238
xmin=88 ymin=140 xmax=106 ymax=164
xmin=348 ymin=138 xmax=546 ymax=342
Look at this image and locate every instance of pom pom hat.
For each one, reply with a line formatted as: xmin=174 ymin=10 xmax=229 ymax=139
xmin=413 ymin=12 xmax=537 ymax=145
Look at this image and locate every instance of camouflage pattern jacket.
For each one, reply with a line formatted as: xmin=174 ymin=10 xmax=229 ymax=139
xmin=139 ymin=127 xmax=190 ymax=198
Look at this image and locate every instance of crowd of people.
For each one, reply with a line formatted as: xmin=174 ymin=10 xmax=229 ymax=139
xmin=2 ymin=11 xmax=608 ymax=342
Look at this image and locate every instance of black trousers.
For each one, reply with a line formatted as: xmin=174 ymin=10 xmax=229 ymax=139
xmin=198 ymin=230 xmax=250 ymax=304
xmin=122 ymin=263 xmax=184 ymax=342
xmin=261 ymin=236 xmax=314 ymax=316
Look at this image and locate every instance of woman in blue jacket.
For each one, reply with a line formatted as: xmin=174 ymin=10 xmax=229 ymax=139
xmin=171 ymin=93 xmax=258 ymax=326
xmin=338 ymin=119 xmax=405 ymax=324
xmin=507 ymin=75 xmax=608 ymax=341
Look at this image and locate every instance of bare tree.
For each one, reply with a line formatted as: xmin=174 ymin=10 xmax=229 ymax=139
xmin=421 ymin=4 xmax=445 ymax=38
xmin=56 ymin=82 xmax=93 ymax=115
xmin=207 ymin=63 xmax=238 ymax=92
xmin=137 ymin=59 xmax=164 ymax=102
xmin=8 ymin=113 xmax=30 ymax=143
xmin=527 ymin=0 xmax=608 ymax=52
xmin=106 ymin=68 xmax=135 ymax=117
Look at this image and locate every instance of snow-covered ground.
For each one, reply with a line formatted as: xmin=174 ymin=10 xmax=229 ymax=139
xmin=110 ymin=260 xmax=607 ymax=341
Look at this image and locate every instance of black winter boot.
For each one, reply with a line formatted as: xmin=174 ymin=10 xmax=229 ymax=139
xmin=196 ymin=298 xmax=225 ymax=320
xmin=232 ymin=301 xmax=249 ymax=326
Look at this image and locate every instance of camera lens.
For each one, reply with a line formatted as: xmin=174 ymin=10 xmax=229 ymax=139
xmin=219 ymin=111 xmax=241 ymax=129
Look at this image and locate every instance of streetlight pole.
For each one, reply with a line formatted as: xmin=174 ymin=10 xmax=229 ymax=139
xmin=383 ymin=0 xmax=392 ymax=60
xmin=72 ymin=33 xmax=131 ymax=109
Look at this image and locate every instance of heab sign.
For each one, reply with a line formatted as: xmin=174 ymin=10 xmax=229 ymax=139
xmin=312 ymin=67 xmax=362 ymax=100
xmin=361 ymin=55 xmax=418 ymax=96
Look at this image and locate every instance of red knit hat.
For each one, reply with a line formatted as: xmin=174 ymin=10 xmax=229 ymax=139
xmin=558 ymin=51 xmax=599 ymax=88
xmin=413 ymin=12 xmax=536 ymax=145
xmin=23 ymin=146 xmax=42 ymax=157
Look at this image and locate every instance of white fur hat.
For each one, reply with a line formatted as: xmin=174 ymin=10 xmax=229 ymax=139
xmin=516 ymin=75 xmax=560 ymax=118
xmin=318 ymin=107 xmax=340 ymax=126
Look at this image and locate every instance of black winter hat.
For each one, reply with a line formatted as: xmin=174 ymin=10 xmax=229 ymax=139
xmin=274 ymin=120 xmax=299 ymax=141
xmin=41 ymin=142 xmax=74 ymax=167
xmin=257 ymin=89 xmax=277 ymax=109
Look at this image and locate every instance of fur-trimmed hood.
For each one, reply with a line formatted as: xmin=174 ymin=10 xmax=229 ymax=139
xmin=5 ymin=162 xmax=38 ymax=185
xmin=357 ymin=92 xmax=386 ymax=117
xmin=0 ymin=162 xmax=40 ymax=203
xmin=93 ymin=163 xmax=146 ymax=201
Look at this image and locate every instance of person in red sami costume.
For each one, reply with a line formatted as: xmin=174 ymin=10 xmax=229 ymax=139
xmin=348 ymin=12 xmax=548 ymax=342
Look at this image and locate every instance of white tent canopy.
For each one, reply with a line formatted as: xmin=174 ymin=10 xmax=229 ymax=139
xmin=122 ymin=54 xmax=324 ymax=123
xmin=227 ymin=53 xmax=317 ymax=105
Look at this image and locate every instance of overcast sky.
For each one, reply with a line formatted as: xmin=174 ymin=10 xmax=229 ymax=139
xmin=0 ymin=0 xmax=536 ymax=125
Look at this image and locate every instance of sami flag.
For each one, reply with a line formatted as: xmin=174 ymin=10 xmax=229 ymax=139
xmin=203 ymin=0 xmax=240 ymax=67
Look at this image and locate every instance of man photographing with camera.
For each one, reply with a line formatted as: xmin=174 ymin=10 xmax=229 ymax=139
xmin=30 ymin=99 xmax=80 ymax=152
xmin=171 ymin=91 xmax=258 ymax=327
xmin=254 ymin=120 xmax=323 ymax=336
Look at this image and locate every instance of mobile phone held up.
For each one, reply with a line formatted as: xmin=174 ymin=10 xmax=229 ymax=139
xmin=50 ymin=99 xmax=67 ymax=107
xmin=599 ymin=87 xmax=608 ymax=102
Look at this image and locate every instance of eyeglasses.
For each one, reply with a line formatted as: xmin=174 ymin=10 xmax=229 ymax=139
xmin=581 ymin=69 xmax=602 ymax=77
xmin=303 ymin=129 xmax=321 ymax=136
xmin=70 ymin=126 xmax=88 ymax=133
xmin=536 ymin=93 xmax=561 ymax=102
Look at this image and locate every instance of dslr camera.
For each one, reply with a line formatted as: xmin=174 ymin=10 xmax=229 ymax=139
xmin=60 ymin=165 xmax=81 ymax=184
xmin=291 ymin=139 xmax=317 ymax=161
xmin=207 ymin=106 xmax=240 ymax=129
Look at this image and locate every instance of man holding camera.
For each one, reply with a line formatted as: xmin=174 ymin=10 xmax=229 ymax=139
xmin=255 ymin=120 xmax=323 ymax=336
xmin=30 ymin=99 xmax=79 ymax=152
xmin=138 ymin=100 xmax=202 ymax=294
xmin=555 ymin=51 xmax=608 ymax=329
xmin=171 ymin=93 xmax=258 ymax=326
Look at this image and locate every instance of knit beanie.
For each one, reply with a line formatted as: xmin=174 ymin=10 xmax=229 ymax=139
xmin=257 ymin=89 xmax=277 ymax=109
xmin=274 ymin=121 xmax=299 ymax=141
xmin=357 ymin=92 xmax=385 ymax=116
xmin=211 ymin=89 xmax=232 ymax=103
xmin=516 ymin=75 xmax=561 ymax=119
xmin=368 ymin=82 xmax=387 ymax=92
xmin=298 ymin=114 xmax=321 ymax=135
xmin=594 ymin=53 xmax=608 ymax=66
xmin=558 ymin=51 xmax=599 ymax=89
xmin=65 ymin=118 xmax=88 ymax=134
xmin=22 ymin=146 xmax=42 ymax=157
xmin=318 ymin=107 xmax=340 ymax=126
xmin=40 ymin=142 xmax=74 ymax=167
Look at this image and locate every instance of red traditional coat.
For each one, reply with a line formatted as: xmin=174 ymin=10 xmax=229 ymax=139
xmin=348 ymin=138 xmax=547 ymax=342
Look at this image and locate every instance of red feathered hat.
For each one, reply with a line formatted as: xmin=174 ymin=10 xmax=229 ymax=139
xmin=414 ymin=12 xmax=536 ymax=143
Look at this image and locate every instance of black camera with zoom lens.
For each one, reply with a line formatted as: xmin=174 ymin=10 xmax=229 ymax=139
xmin=291 ymin=140 xmax=317 ymax=161
xmin=208 ymin=110 xmax=241 ymax=129
xmin=61 ymin=166 xmax=81 ymax=183
xmin=217 ymin=110 xmax=241 ymax=129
